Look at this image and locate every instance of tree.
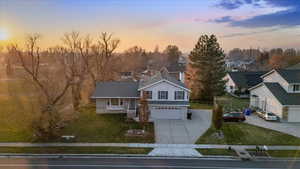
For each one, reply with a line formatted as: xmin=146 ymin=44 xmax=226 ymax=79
xmin=212 ymin=104 xmax=223 ymax=134
xmin=163 ymin=45 xmax=182 ymax=66
xmin=88 ymin=32 xmax=120 ymax=87
xmin=53 ymin=31 xmax=91 ymax=110
xmin=9 ymin=34 xmax=72 ymax=140
xmin=188 ymin=34 xmax=226 ymax=102
xmin=122 ymin=46 xmax=148 ymax=72
xmin=139 ymin=91 xmax=149 ymax=130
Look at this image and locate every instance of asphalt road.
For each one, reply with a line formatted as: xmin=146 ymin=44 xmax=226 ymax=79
xmin=0 ymin=157 xmax=299 ymax=169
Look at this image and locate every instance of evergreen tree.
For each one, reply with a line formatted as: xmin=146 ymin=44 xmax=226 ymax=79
xmin=188 ymin=34 xmax=226 ymax=102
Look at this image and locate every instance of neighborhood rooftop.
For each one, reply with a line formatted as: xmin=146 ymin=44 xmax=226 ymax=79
xmin=139 ymin=69 xmax=187 ymax=89
xmin=228 ymin=71 xmax=266 ymax=89
xmin=264 ymin=82 xmax=300 ymax=106
xmin=276 ymin=69 xmax=300 ymax=83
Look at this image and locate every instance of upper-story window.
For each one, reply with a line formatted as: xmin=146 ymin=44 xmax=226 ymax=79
xmin=293 ymin=84 xmax=300 ymax=92
xmin=143 ymin=91 xmax=152 ymax=99
xmin=158 ymin=91 xmax=168 ymax=100
xmin=174 ymin=91 xmax=184 ymax=100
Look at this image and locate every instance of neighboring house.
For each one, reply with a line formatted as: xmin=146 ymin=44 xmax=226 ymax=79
xmin=224 ymin=71 xmax=266 ymax=97
xmin=249 ymin=69 xmax=300 ymax=122
xmin=286 ymin=62 xmax=300 ymax=70
xmin=91 ymin=70 xmax=191 ymax=120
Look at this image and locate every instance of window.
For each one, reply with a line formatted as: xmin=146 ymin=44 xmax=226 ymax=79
xmin=293 ymin=85 xmax=300 ymax=92
xmin=158 ymin=91 xmax=168 ymax=100
xmin=144 ymin=91 xmax=152 ymax=99
xmin=175 ymin=91 xmax=185 ymax=100
xmin=110 ymin=98 xmax=119 ymax=106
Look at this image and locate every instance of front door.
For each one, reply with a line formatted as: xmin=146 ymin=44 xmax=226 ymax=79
xmin=129 ymin=99 xmax=135 ymax=110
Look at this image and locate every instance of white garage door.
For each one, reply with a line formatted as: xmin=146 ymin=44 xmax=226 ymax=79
xmin=150 ymin=106 xmax=186 ymax=120
xmin=288 ymin=107 xmax=300 ymax=122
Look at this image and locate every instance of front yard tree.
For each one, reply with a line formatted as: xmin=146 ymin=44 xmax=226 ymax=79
xmin=10 ymin=34 xmax=71 ymax=140
xmin=213 ymin=104 xmax=223 ymax=135
xmin=139 ymin=91 xmax=149 ymax=130
xmin=188 ymin=34 xmax=226 ymax=102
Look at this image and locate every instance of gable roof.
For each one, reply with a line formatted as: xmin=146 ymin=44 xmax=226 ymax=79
xmin=91 ymin=81 xmax=139 ymax=98
xmin=138 ymin=69 xmax=188 ymax=90
xmin=264 ymin=82 xmax=300 ymax=106
xmin=228 ymin=71 xmax=266 ymax=89
xmin=276 ymin=69 xmax=300 ymax=83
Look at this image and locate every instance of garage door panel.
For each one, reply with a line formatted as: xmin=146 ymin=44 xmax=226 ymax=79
xmin=150 ymin=106 xmax=186 ymax=120
xmin=288 ymin=108 xmax=300 ymax=122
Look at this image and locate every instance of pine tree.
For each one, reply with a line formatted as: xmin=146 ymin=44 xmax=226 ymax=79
xmin=188 ymin=34 xmax=226 ymax=102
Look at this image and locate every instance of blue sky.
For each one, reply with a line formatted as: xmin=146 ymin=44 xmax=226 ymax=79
xmin=0 ymin=0 xmax=300 ymax=52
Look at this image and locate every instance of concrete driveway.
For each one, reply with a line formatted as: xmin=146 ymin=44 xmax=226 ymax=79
xmin=154 ymin=109 xmax=211 ymax=144
xmin=246 ymin=114 xmax=300 ymax=138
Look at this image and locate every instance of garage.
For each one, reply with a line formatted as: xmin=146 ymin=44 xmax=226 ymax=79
xmin=288 ymin=107 xmax=300 ymax=122
xmin=150 ymin=106 xmax=187 ymax=120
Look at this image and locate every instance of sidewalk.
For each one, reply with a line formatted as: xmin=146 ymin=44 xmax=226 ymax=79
xmin=0 ymin=143 xmax=300 ymax=150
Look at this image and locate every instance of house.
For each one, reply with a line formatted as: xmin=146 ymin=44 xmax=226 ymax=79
xmin=224 ymin=71 xmax=266 ymax=97
xmin=166 ymin=65 xmax=186 ymax=83
xmin=249 ymin=69 xmax=300 ymax=122
xmin=91 ymin=69 xmax=190 ymax=120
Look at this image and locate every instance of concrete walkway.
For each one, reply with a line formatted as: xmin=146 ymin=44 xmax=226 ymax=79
xmin=148 ymin=148 xmax=202 ymax=157
xmin=154 ymin=109 xmax=212 ymax=144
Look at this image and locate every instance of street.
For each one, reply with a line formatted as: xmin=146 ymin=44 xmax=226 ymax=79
xmin=0 ymin=156 xmax=299 ymax=169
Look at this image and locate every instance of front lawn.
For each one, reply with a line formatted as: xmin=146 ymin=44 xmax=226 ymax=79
xmin=197 ymin=123 xmax=300 ymax=145
xmin=215 ymin=95 xmax=249 ymax=112
xmin=61 ymin=105 xmax=155 ymax=143
xmin=197 ymin=149 xmax=236 ymax=156
xmin=190 ymin=102 xmax=213 ymax=109
xmin=266 ymin=150 xmax=300 ymax=158
xmin=0 ymin=147 xmax=152 ymax=154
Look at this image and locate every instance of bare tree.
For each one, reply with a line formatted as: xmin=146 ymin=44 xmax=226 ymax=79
xmin=9 ymin=34 xmax=72 ymax=140
xmin=53 ymin=31 xmax=91 ymax=110
xmin=139 ymin=91 xmax=149 ymax=130
xmin=88 ymin=32 xmax=120 ymax=86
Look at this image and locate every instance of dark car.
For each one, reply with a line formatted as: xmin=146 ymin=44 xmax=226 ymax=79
xmin=223 ymin=112 xmax=246 ymax=122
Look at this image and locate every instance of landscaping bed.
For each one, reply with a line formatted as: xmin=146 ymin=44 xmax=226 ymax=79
xmin=0 ymin=147 xmax=152 ymax=154
xmin=197 ymin=123 xmax=300 ymax=145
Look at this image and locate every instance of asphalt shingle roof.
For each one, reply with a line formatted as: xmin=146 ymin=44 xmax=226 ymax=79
xmin=139 ymin=69 xmax=187 ymax=89
xmin=92 ymin=81 xmax=139 ymax=98
xmin=276 ymin=69 xmax=300 ymax=83
xmin=264 ymin=82 xmax=300 ymax=105
xmin=228 ymin=71 xmax=266 ymax=89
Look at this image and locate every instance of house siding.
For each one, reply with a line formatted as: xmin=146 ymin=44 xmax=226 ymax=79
xmin=96 ymin=98 xmax=133 ymax=114
xmin=141 ymin=81 xmax=189 ymax=101
xmin=263 ymin=71 xmax=289 ymax=92
xmin=250 ymin=84 xmax=283 ymax=118
xmin=224 ymin=74 xmax=237 ymax=93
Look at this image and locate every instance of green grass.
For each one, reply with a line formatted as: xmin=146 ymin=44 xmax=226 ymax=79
xmin=60 ymin=105 xmax=155 ymax=143
xmin=197 ymin=123 xmax=300 ymax=145
xmin=0 ymin=147 xmax=152 ymax=154
xmin=216 ymin=95 xmax=249 ymax=112
xmin=190 ymin=102 xmax=213 ymax=109
xmin=266 ymin=150 xmax=300 ymax=158
xmin=197 ymin=149 xmax=236 ymax=156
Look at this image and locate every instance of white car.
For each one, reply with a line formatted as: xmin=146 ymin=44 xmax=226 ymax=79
xmin=256 ymin=111 xmax=278 ymax=121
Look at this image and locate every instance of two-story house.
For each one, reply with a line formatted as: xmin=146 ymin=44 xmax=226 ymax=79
xmin=91 ymin=69 xmax=190 ymax=120
xmin=249 ymin=69 xmax=300 ymax=122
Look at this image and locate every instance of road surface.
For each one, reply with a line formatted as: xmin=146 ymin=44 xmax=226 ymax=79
xmin=0 ymin=156 xmax=299 ymax=169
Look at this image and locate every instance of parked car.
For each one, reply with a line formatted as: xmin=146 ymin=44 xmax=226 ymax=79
xmin=256 ymin=111 xmax=278 ymax=121
xmin=223 ymin=112 xmax=246 ymax=122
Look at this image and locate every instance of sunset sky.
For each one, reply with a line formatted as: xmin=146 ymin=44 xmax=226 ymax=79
xmin=0 ymin=0 xmax=300 ymax=52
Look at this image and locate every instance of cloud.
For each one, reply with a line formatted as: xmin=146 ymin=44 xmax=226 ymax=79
xmin=213 ymin=16 xmax=235 ymax=23
xmin=221 ymin=27 xmax=282 ymax=38
xmin=214 ymin=0 xmax=300 ymax=28
xmin=216 ymin=0 xmax=261 ymax=10
xmin=230 ymin=9 xmax=300 ymax=28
